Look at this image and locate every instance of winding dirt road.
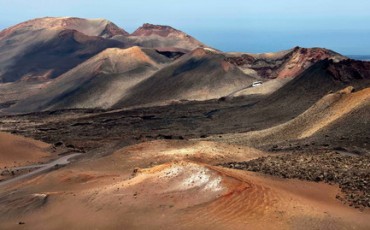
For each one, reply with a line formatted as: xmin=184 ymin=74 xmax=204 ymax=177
xmin=0 ymin=153 xmax=81 ymax=187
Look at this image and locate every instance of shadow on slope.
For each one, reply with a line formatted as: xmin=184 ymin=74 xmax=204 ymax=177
xmin=6 ymin=47 xmax=172 ymax=113
xmin=114 ymin=48 xmax=257 ymax=108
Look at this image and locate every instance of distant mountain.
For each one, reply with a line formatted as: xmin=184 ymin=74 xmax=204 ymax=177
xmin=0 ymin=17 xmax=129 ymax=39
xmin=0 ymin=17 xmax=127 ymax=82
xmin=132 ymin=23 xmax=192 ymax=37
xmin=113 ymin=23 xmax=205 ymax=52
xmin=0 ymin=18 xmax=208 ymax=83
xmin=0 ymin=17 xmax=369 ymax=114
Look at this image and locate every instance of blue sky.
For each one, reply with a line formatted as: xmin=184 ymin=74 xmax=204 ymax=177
xmin=1 ymin=0 xmax=369 ymax=54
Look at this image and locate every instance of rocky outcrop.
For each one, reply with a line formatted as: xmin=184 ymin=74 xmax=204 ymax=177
xmin=221 ymin=151 xmax=370 ymax=210
xmin=225 ymin=47 xmax=347 ymax=79
xmin=327 ymin=59 xmax=370 ymax=82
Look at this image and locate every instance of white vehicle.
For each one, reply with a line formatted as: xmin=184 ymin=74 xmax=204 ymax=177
xmin=252 ymin=81 xmax=263 ymax=87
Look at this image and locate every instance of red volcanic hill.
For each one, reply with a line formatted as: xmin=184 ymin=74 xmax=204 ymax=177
xmin=225 ymin=46 xmax=346 ymax=79
xmin=209 ymin=59 xmax=370 ymax=135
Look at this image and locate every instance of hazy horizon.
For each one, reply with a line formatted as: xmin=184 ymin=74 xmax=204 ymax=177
xmin=1 ymin=0 xmax=369 ymax=55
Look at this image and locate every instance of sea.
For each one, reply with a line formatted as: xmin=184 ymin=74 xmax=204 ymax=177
xmin=347 ymin=55 xmax=370 ymax=62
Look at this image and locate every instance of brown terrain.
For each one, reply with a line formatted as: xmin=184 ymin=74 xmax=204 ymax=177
xmin=0 ymin=140 xmax=369 ymax=229
xmin=0 ymin=17 xmax=369 ymax=229
xmin=0 ymin=132 xmax=51 ymax=169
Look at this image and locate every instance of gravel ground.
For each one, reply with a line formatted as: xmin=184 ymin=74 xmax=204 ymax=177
xmin=221 ymin=151 xmax=370 ymax=210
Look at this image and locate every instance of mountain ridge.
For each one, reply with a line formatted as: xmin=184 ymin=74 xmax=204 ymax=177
xmin=0 ymin=17 xmax=368 ymax=114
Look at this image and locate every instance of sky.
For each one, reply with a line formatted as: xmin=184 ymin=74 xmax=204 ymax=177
xmin=1 ymin=0 xmax=369 ymax=55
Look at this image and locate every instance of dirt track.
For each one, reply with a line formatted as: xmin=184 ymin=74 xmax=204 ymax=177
xmin=0 ymin=153 xmax=81 ymax=187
